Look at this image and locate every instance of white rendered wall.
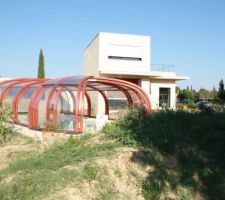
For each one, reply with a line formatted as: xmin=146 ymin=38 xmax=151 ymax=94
xmin=99 ymin=32 xmax=150 ymax=72
xmin=84 ymin=35 xmax=100 ymax=76
xmin=84 ymin=32 xmax=151 ymax=75
xmin=150 ymin=80 xmax=176 ymax=110
xmin=140 ymin=78 xmax=150 ymax=96
xmin=0 ymin=78 xmax=11 ymax=83
xmin=84 ymin=36 xmax=102 ymax=114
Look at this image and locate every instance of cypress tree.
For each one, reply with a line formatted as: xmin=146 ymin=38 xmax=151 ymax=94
xmin=37 ymin=49 xmax=45 ymax=78
xmin=218 ymin=79 xmax=225 ymax=101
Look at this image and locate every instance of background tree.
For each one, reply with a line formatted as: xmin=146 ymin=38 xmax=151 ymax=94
xmin=218 ymin=79 xmax=225 ymax=102
xmin=178 ymin=89 xmax=196 ymax=104
xmin=212 ymin=86 xmax=218 ymax=101
xmin=198 ymin=88 xmax=212 ymax=100
xmin=37 ymin=49 xmax=45 ymax=78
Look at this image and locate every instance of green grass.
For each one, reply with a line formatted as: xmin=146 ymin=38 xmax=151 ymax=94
xmin=114 ymin=168 xmax=122 ymax=178
xmin=0 ymin=135 xmax=119 ymax=200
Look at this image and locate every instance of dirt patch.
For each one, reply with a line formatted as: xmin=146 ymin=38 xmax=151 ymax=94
xmin=44 ymin=146 xmax=147 ymax=200
xmin=103 ymin=147 xmax=146 ymax=200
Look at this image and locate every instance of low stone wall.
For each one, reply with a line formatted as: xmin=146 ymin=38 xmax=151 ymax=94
xmin=8 ymin=124 xmax=71 ymax=144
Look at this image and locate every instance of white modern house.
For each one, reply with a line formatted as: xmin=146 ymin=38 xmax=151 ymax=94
xmin=0 ymin=77 xmax=11 ymax=82
xmin=84 ymin=32 xmax=188 ymax=112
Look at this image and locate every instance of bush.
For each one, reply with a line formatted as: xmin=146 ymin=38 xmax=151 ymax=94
xmin=102 ymin=106 xmax=225 ymax=199
xmin=102 ymin=105 xmax=148 ymax=146
xmin=0 ymin=102 xmax=13 ymax=143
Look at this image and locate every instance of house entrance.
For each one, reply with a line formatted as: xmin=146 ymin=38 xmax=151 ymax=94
xmin=159 ymin=88 xmax=170 ymax=108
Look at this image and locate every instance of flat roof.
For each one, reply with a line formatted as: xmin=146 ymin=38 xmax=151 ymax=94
xmin=99 ymin=69 xmax=189 ymax=81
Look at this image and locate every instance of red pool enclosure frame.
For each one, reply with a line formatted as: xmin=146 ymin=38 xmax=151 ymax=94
xmin=0 ymin=76 xmax=151 ymax=134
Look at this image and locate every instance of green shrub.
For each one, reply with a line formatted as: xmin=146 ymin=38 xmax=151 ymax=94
xmin=0 ymin=102 xmax=13 ymax=143
xmin=102 ymin=105 xmax=148 ymax=146
xmin=101 ymin=106 xmax=225 ymax=199
xmin=142 ymin=180 xmax=161 ymax=200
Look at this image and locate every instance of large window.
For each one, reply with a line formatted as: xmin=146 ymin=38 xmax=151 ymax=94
xmin=159 ymin=88 xmax=170 ymax=108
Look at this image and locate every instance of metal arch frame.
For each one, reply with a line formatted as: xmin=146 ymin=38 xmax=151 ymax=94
xmin=57 ymin=89 xmax=91 ymax=114
xmin=74 ymin=76 xmax=151 ymax=133
xmin=87 ymin=85 xmax=109 ymax=114
xmin=32 ymin=87 xmax=50 ymax=129
xmin=13 ymin=79 xmax=48 ymax=123
xmin=52 ymin=88 xmax=91 ymax=128
xmin=59 ymin=88 xmax=73 ymax=115
xmin=45 ymin=76 xmax=80 ymax=128
xmin=30 ymin=76 xmax=80 ymax=130
xmin=28 ymin=85 xmax=46 ymax=128
xmin=0 ymin=78 xmax=27 ymax=86
xmin=52 ymin=86 xmax=63 ymax=127
xmin=0 ymin=78 xmax=49 ymax=129
xmin=49 ymin=79 xmax=108 ymax=133
xmin=75 ymin=76 xmax=91 ymax=133
xmin=0 ymin=76 xmax=152 ymax=134
xmin=0 ymin=79 xmax=40 ymax=105
xmin=93 ymin=77 xmax=152 ymax=111
xmin=52 ymin=87 xmax=92 ymax=129
xmin=85 ymin=92 xmax=91 ymax=116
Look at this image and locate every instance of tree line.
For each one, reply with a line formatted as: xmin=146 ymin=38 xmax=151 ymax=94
xmin=177 ymin=80 xmax=225 ymax=104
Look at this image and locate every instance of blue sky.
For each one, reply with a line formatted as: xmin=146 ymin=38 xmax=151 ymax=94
xmin=0 ymin=0 xmax=224 ymax=90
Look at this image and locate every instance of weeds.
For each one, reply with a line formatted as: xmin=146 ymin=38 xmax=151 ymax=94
xmin=83 ymin=164 xmax=98 ymax=180
xmin=0 ymin=135 xmax=119 ymax=199
xmin=0 ymin=102 xmax=13 ymax=144
xmin=114 ymin=168 xmax=122 ymax=178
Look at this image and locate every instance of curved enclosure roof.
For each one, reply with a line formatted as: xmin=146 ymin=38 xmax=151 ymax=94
xmin=0 ymin=76 xmax=151 ymax=134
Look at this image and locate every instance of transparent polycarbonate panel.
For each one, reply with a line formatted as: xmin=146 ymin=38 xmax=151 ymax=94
xmin=87 ymin=82 xmax=117 ymax=91
xmin=4 ymin=86 xmax=23 ymax=105
xmin=86 ymin=90 xmax=102 ymax=117
xmin=0 ymin=86 xmax=5 ymax=95
xmin=43 ymin=76 xmax=83 ymax=86
xmin=0 ymin=81 xmax=17 ymax=87
xmin=57 ymin=114 xmax=74 ymax=130
xmin=54 ymin=88 xmax=76 ymax=130
xmin=60 ymin=89 xmax=75 ymax=114
xmin=108 ymin=90 xmax=128 ymax=119
xmin=18 ymin=86 xmax=37 ymax=125
xmin=59 ymin=76 xmax=83 ymax=85
xmin=6 ymin=86 xmax=22 ymax=97
xmin=38 ymin=87 xmax=52 ymax=128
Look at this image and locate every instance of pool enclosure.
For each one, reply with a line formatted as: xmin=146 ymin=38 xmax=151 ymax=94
xmin=0 ymin=76 xmax=151 ymax=133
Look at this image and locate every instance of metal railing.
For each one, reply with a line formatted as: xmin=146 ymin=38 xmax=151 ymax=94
xmin=151 ymin=64 xmax=175 ymax=72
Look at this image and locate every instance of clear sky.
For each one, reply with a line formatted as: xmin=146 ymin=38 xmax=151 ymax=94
xmin=0 ymin=0 xmax=224 ymax=90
